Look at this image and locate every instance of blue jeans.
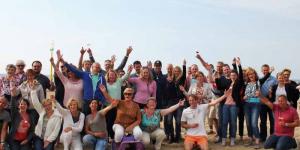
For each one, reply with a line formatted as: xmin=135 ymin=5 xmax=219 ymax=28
xmin=264 ymin=135 xmax=297 ymax=150
xmin=83 ymin=134 xmax=107 ymax=150
xmin=222 ymin=104 xmax=237 ymax=138
xmin=33 ymin=136 xmax=55 ymax=150
xmin=244 ymin=102 xmax=261 ymax=139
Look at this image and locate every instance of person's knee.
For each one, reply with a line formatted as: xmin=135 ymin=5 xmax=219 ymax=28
xmin=82 ymin=135 xmax=94 ymax=145
xmin=133 ymin=126 xmax=143 ymax=141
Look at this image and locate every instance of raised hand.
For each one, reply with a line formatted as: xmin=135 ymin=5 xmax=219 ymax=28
xmin=99 ymin=84 xmax=107 ymax=93
xmin=50 ymin=57 xmax=54 ymax=64
xmin=270 ymin=66 xmax=275 ymax=73
xmin=111 ymin=55 xmax=116 ymax=63
xmin=232 ymin=57 xmax=236 ymax=64
xmin=147 ymin=61 xmax=152 ymax=69
xmin=80 ymin=47 xmax=86 ymax=55
xmin=111 ymin=100 xmax=119 ymax=107
xmin=178 ymin=99 xmax=185 ymax=106
xmin=236 ymin=57 xmax=241 ymax=66
xmin=179 ymin=85 xmax=186 ymax=92
xmin=127 ymin=64 xmax=133 ymax=72
xmin=126 ymin=46 xmax=133 ymax=56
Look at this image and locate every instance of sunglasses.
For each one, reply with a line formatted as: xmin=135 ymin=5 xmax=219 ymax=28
xmin=17 ymin=65 xmax=25 ymax=67
xmin=124 ymin=93 xmax=133 ymax=96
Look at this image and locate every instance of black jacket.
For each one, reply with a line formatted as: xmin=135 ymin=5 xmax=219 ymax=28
xmin=270 ymin=83 xmax=300 ymax=108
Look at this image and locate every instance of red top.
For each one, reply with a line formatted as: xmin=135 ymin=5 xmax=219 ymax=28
xmin=273 ymin=104 xmax=299 ymax=137
xmin=14 ymin=115 xmax=30 ymax=141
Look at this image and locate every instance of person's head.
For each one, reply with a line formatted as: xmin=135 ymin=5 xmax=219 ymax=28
xmin=261 ymin=64 xmax=270 ymax=76
xmin=26 ymin=69 xmax=36 ymax=81
xmin=276 ymin=72 xmax=285 ymax=84
xmin=277 ymin=95 xmax=289 ymax=109
xmin=41 ymin=99 xmax=53 ymax=114
xmin=0 ymin=96 xmax=7 ymax=110
xmin=123 ymin=88 xmax=135 ymax=101
xmin=246 ymin=67 xmax=258 ymax=82
xmin=82 ymin=60 xmax=92 ymax=71
xmin=104 ymin=60 xmax=112 ymax=71
xmin=106 ymin=69 xmax=118 ymax=83
xmin=195 ymin=71 xmax=205 ymax=84
xmin=140 ymin=67 xmax=153 ymax=82
xmin=222 ymin=64 xmax=231 ymax=77
xmin=67 ymin=98 xmax=81 ymax=113
xmin=133 ymin=61 xmax=142 ymax=74
xmin=282 ymin=68 xmax=291 ymax=82
xmin=16 ymin=60 xmax=26 ymax=73
xmin=242 ymin=69 xmax=248 ymax=82
xmin=60 ymin=62 xmax=68 ymax=74
xmin=32 ymin=61 xmax=42 ymax=74
xmin=188 ymin=94 xmax=198 ymax=108
xmin=117 ymin=69 xmax=125 ymax=78
xmin=187 ymin=66 xmax=192 ymax=76
xmin=6 ymin=64 xmax=16 ymax=75
xmin=173 ymin=66 xmax=182 ymax=80
xmin=216 ymin=61 xmax=224 ymax=74
xmin=154 ymin=60 xmax=162 ymax=73
xmin=166 ymin=64 xmax=173 ymax=75
xmin=230 ymin=70 xmax=238 ymax=81
xmin=91 ymin=62 xmax=101 ymax=74
xmin=66 ymin=64 xmax=78 ymax=79
xmin=146 ymin=97 xmax=157 ymax=109
xmin=190 ymin=64 xmax=199 ymax=76
xmin=18 ymin=99 xmax=30 ymax=113
xmin=89 ymin=100 xmax=100 ymax=112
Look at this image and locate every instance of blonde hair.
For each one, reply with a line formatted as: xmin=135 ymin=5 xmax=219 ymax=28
xmin=245 ymin=67 xmax=258 ymax=82
xmin=140 ymin=67 xmax=153 ymax=83
xmin=41 ymin=99 xmax=54 ymax=108
xmin=173 ymin=66 xmax=182 ymax=81
xmin=105 ymin=69 xmax=119 ymax=82
xmin=67 ymin=98 xmax=82 ymax=110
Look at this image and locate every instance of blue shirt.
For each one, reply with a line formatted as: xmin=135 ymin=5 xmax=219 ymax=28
xmin=261 ymin=75 xmax=277 ymax=97
xmin=141 ymin=109 xmax=161 ymax=132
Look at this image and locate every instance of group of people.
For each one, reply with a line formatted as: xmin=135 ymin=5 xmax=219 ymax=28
xmin=0 ymin=47 xmax=299 ymax=150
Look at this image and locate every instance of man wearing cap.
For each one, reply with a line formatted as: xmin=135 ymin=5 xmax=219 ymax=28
xmin=15 ymin=59 xmax=26 ymax=85
xmin=151 ymin=60 xmax=167 ymax=109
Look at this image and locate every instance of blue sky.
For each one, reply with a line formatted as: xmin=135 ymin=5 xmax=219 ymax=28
xmin=1 ymin=0 xmax=300 ymax=79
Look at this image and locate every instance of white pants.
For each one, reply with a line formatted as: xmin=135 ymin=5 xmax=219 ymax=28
xmin=113 ymin=124 xmax=142 ymax=143
xmin=142 ymin=128 xmax=166 ymax=150
xmin=60 ymin=131 xmax=83 ymax=150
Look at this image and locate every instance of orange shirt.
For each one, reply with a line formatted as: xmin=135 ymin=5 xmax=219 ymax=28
xmin=114 ymin=100 xmax=141 ymax=128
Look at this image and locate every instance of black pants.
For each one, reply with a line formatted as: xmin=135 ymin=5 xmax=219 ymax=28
xmin=105 ymin=107 xmax=117 ymax=139
xmin=260 ymin=104 xmax=274 ymax=141
xmin=8 ymin=138 xmax=31 ymax=150
xmin=237 ymin=103 xmax=245 ymax=137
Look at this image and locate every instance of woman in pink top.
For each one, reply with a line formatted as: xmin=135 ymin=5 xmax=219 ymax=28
xmin=128 ymin=67 xmax=156 ymax=108
xmin=50 ymin=56 xmax=83 ymax=107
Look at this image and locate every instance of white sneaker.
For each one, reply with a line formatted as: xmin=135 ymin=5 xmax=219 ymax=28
xmin=221 ymin=138 xmax=226 ymax=146
xmin=230 ymin=138 xmax=235 ymax=146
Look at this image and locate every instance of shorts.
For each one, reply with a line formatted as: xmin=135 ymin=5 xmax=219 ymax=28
xmin=184 ymin=135 xmax=208 ymax=146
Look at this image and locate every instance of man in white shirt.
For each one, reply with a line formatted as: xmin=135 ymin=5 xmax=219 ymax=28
xmin=181 ymin=90 xmax=230 ymax=150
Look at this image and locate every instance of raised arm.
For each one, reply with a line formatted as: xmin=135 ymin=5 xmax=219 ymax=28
xmin=115 ymin=46 xmax=132 ymax=71
xmin=78 ymin=47 xmax=85 ymax=70
xmin=99 ymin=84 xmax=115 ymax=103
xmin=30 ymin=90 xmax=44 ymax=114
xmin=54 ymin=100 xmax=68 ymax=116
xmin=208 ymin=89 xmax=231 ymax=106
xmin=196 ymin=52 xmax=210 ymax=71
xmin=160 ymin=100 xmax=184 ymax=116
xmin=120 ymin=65 xmax=133 ymax=82
xmin=46 ymin=116 xmax=62 ymax=142
xmin=99 ymin=100 xmax=119 ymax=116
xmin=87 ymin=48 xmax=95 ymax=63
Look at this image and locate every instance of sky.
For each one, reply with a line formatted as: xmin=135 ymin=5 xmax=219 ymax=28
xmin=0 ymin=0 xmax=300 ymax=79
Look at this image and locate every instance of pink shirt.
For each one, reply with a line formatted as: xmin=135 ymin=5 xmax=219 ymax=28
xmin=273 ymin=104 xmax=299 ymax=137
xmin=128 ymin=77 xmax=157 ymax=104
xmin=56 ymin=71 xmax=83 ymax=107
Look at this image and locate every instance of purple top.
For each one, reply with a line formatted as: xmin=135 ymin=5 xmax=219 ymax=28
xmin=128 ymin=77 xmax=157 ymax=104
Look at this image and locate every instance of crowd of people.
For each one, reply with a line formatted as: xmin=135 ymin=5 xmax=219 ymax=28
xmin=0 ymin=47 xmax=299 ymax=150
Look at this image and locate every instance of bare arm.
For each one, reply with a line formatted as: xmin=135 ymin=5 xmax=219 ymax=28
xmin=208 ymin=89 xmax=231 ymax=106
xmin=78 ymin=47 xmax=85 ymax=70
xmin=160 ymin=100 xmax=184 ymax=116
xmin=99 ymin=84 xmax=115 ymax=103
xmin=181 ymin=121 xmax=198 ymax=129
xmin=259 ymin=96 xmax=273 ymax=110
xmin=99 ymin=100 xmax=119 ymax=116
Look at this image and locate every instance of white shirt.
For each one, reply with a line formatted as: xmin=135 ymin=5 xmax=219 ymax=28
xmin=181 ymin=104 xmax=209 ymax=136
xmin=275 ymin=86 xmax=287 ymax=104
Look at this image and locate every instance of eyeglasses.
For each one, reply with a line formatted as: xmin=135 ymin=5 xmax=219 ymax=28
xmin=124 ymin=93 xmax=133 ymax=96
xmin=17 ymin=65 xmax=25 ymax=67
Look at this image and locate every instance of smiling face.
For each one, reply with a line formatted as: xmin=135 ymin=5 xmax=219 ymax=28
xmin=146 ymin=98 xmax=157 ymax=109
xmin=89 ymin=100 xmax=98 ymax=112
xmin=42 ymin=100 xmax=53 ymax=114
xmin=230 ymin=71 xmax=238 ymax=81
xmin=19 ymin=100 xmax=28 ymax=112
xmin=277 ymin=95 xmax=288 ymax=109
xmin=173 ymin=66 xmax=182 ymax=78
xmin=123 ymin=88 xmax=134 ymax=101
xmin=68 ymin=99 xmax=79 ymax=113
xmin=188 ymin=95 xmax=198 ymax=108
xmin=141 ymin=68 xmax=150 ymax=80
xmin=107 ymin=70 xmax=117 ymax=83
xmin=32 ymin=62 xmax=42 ymax=74
xmin=91 ymin=63 xmax=101 ymax=74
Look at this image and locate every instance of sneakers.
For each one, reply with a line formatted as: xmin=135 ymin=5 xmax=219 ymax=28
xmin=230 ymin=138 xmax=235 ymax=146
xmin=221 ymin=138 xmax=226 ymax=146
xmin=254 ymin=144 xmax=261 ymax=149
xmin=214 ymin=136 xmax=221 ymax=143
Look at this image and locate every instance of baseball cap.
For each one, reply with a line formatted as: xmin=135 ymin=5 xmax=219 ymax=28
xmin=154 ymin=60 xmax=162 ymax=66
